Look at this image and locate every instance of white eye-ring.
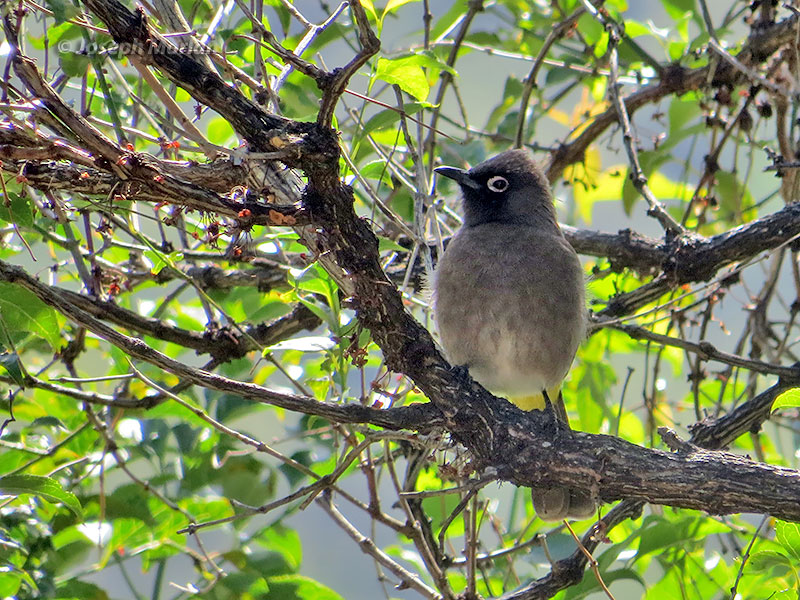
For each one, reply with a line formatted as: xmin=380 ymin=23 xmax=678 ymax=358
xmin=486 ymin=175 xmax=509 ymax=193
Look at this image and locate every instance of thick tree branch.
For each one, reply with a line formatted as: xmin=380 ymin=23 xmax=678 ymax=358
xmin=0 ymin=258 xmax=441 ymax=430
xmin=395 ymin=198 xmax=800 ymax=320
xmin=4 ymin=255 xmax=798 ymax=524
xmin=2 ymin=156 xmax=306 ymax=226
xmin=316 ymin=2 xmax=380 ymax=127
xmin=59 ymin=289 xmax=321 ymax=361
xmin=600 ymin=200 xmax=800 ymax=317
xmin=562 ymin=226 xmax=665 ymax=274
xmin=546 ymin=12 xmax=800 ymax=183
xmin=689 ymin=382 xmax=789 ymax=449
xmin=504 ymin=381 xmax=794 ymax=598
xmin=80 ymin=0 xmax=312 ymax=154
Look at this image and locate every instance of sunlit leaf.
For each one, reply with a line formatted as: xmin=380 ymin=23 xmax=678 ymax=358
xmin=747 ymin=549 xmax=794 ymax=574
xmin=268 ymin=336 xmax=336 ymax=352
xmin=776 ymin=521 xmax=800 ymax=561
xmin=0 ymin=282 xmax=62 ymax=351
xmin=358 ymin=0 xmax=377 ymax=22
xmin=381 ymin=0 xmax=418 ymax=20
xmin=374 ymin=57 xmax=431 ymax=102
xmin=773 ymin=388 xmax=800 ymax=412
xmin=0 ymin=474 xmax=83 ymax=518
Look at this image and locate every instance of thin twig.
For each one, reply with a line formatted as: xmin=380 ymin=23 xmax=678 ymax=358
xmin=514 ymin=7 xmax=585 ymax=148
xmin=606 ymin=321 xmax=800 ymax=379
xmin=563 ymin=520 xmax=617 ymax=600
xmin=318 ymin=490 xmax=444 ymax=600
xmin=590 ymin=3 xmax=684 ymax=236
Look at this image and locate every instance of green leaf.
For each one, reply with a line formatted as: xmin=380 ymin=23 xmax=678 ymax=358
xmin=59 ymin=51 xmax=91 ymax=78
xmin=660 ymin=0 xmax=694 ymax=21
xmin=30 ymin=416 xmax=65 ymax=429
xmin=0 ymin=571 xmax=24 ymax=598
xmin=563 ymin=567 xmax=645 ymax=599
xmin=635 ymin=514 xmax=727 ymax=559
xmin=360 ymin=101 xmax=427 ymax=135
xmin=3 ymin=192 xmax=35 ymax=229
xmin=747 ymin=549 xmax=794 ymax=574
xmin=668 ymin=39 xmax=688 ymax=61
xmin=207 ymin=116 xmax=236 ymax=145
xmin=289 ymin=295 xmax=334 ymax=334
xmin=0 ymin=350 xmax=25 ymax=386
xmin=219 ymin=572 xmax=265 ymax=594
xmin=577 ymin=12 xmax=604 ymax=46
xmin=669 ymin=95 xmax=702 ymax=136
xmin=359 ymin=160 xmax=394 ymax=188
xmin=0 ymin=282 xmax=62 ymax=351
xmin=374 ymin=57 xmax=430 ymax=102
xmin=768 ymin=591 xmax=800 ymax=600
xmin=623 ymin=19 xmax=657 ymax=40
xmin=143 ymin=399 xmax=209 ymax=428
xmin=772 ymin=388 xmax=800 ymax=413
xmin=232 ymin=549 xmax=294 ymax=578
xmin=100 ymin=517 xmax=150 ymax=566
xmin=104 ymin=483 xmax=156 ymax=525
xmin=44 ymin=0 xmax=81 ymax=24
xmin=715 ymin=171 xmax=753 ymax=215
xmin=264 ymin=574 xmax=345 ymax=600
xmin=378 ymin=236 xmax=406 ymax=252
xmin=55 ymin=579 xmax=110 ymax=600
xmin=0 ymin=474 xmax=83 ymax=518
xmin=254 ymin=523 xmax=302 ymax=569
xmin=429 ymin=1 xmax=468 ymax=40
xmin=621 ymin=167 xmax=693 ymax=216
xmin=776 ymin=521 xmax=800 ymax=561
xmin=572 ymin=165 xmax=626 ymax=221
xmin=278 ymin=450 xmax=313 ymax=488
xmin=142 ymin=249 xmax=182 ymax=276
xmin=268 ymin=336 xmax=335 ymax=352
xmin=360 ymin=110 xmax=405 ymax=136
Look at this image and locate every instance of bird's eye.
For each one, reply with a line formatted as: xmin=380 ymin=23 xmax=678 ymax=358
xmin=486 ymin=176 xmax=509 ymax=193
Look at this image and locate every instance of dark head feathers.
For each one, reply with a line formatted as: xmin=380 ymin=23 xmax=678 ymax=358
xmin=435 ymin=149 xmax=558 ymax=231
xmin=468 ymin=149 xmax=548 ymax=185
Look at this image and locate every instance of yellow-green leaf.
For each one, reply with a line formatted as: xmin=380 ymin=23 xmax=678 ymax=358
xmin=772 ymin=388 xmax=800 ymax=413
xmin=382 ymin=0 xmax=419 ymax=21
xmin=374 ymin=57 xmax=429 ymax=102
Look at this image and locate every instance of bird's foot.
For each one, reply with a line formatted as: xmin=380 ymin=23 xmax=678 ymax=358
xmin=542 ymin=390 xmax=571 ymax=437
xmin=450 ymin=363 xmax=473 ymax=386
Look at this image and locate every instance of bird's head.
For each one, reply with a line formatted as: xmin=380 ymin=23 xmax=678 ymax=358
xmin=435 ymin=149 xmax=557 ymax=230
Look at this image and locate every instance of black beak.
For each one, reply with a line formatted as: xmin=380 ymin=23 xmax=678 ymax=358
xmin=434 ymin=165 xmax=481 ymax=190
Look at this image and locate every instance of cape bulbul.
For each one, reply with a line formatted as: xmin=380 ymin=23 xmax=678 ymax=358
xmin=432 ymin=149 xmax=594 ymax=521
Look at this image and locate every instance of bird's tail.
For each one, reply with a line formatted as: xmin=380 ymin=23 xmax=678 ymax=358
xmin=510 ymin=388 xmax=595 ymax=521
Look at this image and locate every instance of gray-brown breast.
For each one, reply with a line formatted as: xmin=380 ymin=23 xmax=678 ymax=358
xmin=432 ymin=222 xmax=585 ymax=397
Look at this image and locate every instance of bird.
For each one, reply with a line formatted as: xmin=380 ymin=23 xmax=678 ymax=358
xmin=431 ymin=148 xmax=595 ymax=521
